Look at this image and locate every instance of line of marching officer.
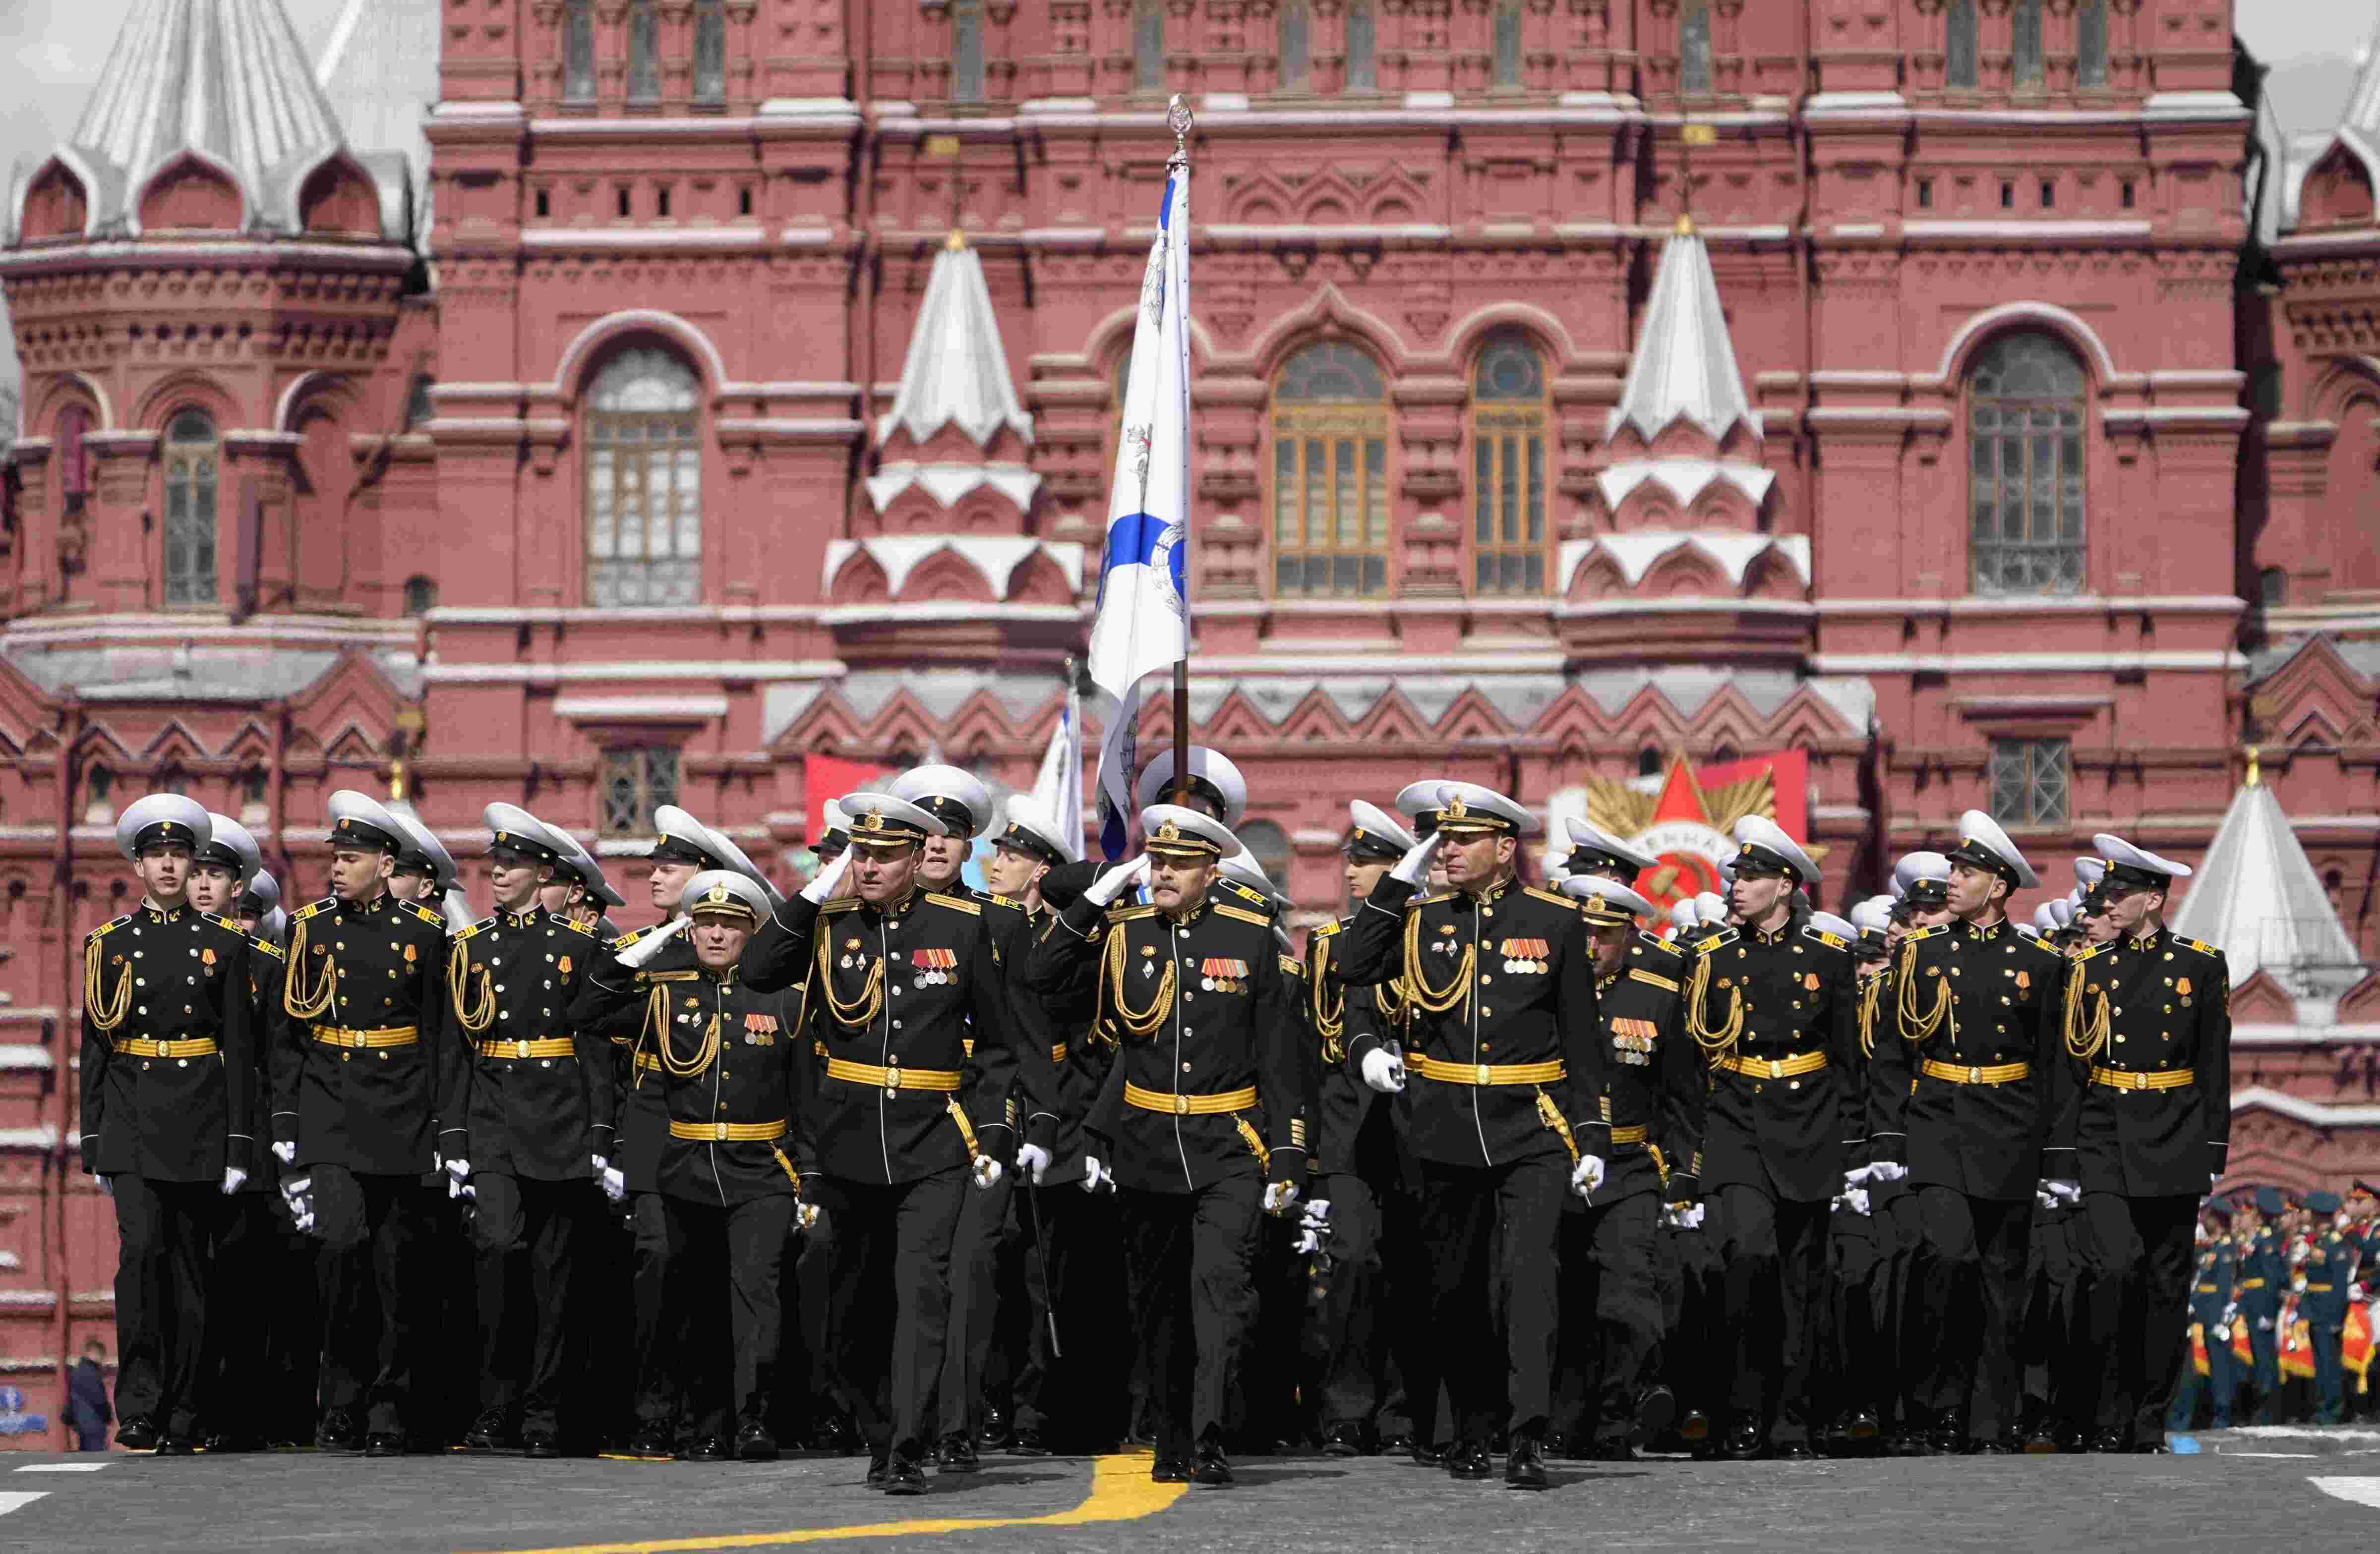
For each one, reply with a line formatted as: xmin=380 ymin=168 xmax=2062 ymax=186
xmin=81 ymin=762 xmax=2231 ymax=1481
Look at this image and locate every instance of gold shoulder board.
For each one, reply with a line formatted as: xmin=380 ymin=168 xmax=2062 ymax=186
xmin=925 ymin=891 xmax=982 ymax=916
xmin=1212 ymin=902 xmax=1271 ymax=928
xmin=251 ymin=936 xmax=287 ymax=960
xmin=611 ymin=926 xmax=648 ymax=950
xmin=1107 ymin=903 xmax=1158 ymax=922
xmin=1628 ymin=967 xmax=1681 ymax=993
xmin=1523 ymin=885 xmax=1570 ymax=908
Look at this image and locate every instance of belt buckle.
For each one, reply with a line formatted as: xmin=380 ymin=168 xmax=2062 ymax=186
xmin=1766 ymin=1059 xmax=1783 ymax=1080
xmin=1174 ymin=1093 xmax=1190 ymax=1116
xmin=2131 ymin=1071 xmax=2146 ymax=1091
xmin=1477 ymin=1063 xmax=1492 ymax=1085
xmin=885 ymin=1065 xmax=901 ymax=1088
xmin=1968 ymin=1066 xmax=1981 ymax=1083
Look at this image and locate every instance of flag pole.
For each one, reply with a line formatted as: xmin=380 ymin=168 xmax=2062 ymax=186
xmin=1166 ymin=94 xmax=1194 ymax=806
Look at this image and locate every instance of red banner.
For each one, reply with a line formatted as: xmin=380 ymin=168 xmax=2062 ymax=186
xmin=1602 ymin=749 xmax=1813 ymax=918
xmin=803 ymin=755 xmax=895 ymax=844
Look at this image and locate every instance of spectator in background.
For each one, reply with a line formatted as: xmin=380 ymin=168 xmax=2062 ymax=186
xmin=67 ymin=1339 xmax=111 ymax=1451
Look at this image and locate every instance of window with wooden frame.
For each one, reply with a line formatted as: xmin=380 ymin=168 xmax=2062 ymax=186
xmin=1271 ymin=344 xmax=1392 ymax=599
xmin=951 ymin=0 xmax=986 ymax=103
xmin=1678 ymin=0 xmax=1712 ymax=96
xmin=162 ymin=410 xmax=218 ymax=606
xmin=585 ymin=347 xmax=703 ymax=607
xmin=693 ymin=0 xmax=727 ymax=105
xmin=1945 ymin=0 xmax=1978 ymax=88
xmin=1967 ymin=331 xmax=2085 ymax=596
xmin=600 ymin=746 xmax=681 ymax=836
xmin=563 ymin=0 xmax=595 ymax=101
xmin=1988 ymin=737 xmax=2068 ymax=826
xmin=626 ymin=0 xmax=660 ymax=103
xmin=1470 ymin=332 xmax=1548 ymax=595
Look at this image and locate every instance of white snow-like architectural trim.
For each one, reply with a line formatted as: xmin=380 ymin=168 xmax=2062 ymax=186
xmin=1604 ymin=225 xmax=1759 ymax=447
xmin=822 ymin=536 xmax=1083 ymax=599
xmin=1596 ymin=458 xmax=1776 ymax=511
xmin=877 ymin=233 xmax=1034 ymax=451
xmin=1557 ymin=532 xmax=1811 ymax=592
xmin=863 ymin=463 xmax=1041 ymax=515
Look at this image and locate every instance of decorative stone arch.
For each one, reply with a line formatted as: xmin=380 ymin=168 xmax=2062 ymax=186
xmin=1078 ymin=306 xmax=1220 ymax=388
xmin=552 ymin=309 xmax=729 ymax=404
xmin=2303 ymin=355 xmax=2380 ymax=426
xmin=15 ymin=151 xmax=97 ymax=242
xmin=294 ymin=151 xmax=384 ymax=238
xmin=129 ymin=149 xmax=248 ymax=237
xmin=275 ymin=369 xmax=364 ymax=433
xmin=1245 ymin=283 xmax=1411 ymax=381
xmin=2298 ymin=137 xmax=2378 ymax=230
xmin=1566 ymin=550 xmax=1629 ymax=600
xmin=1934 ymin=301 xmax=2118 ymax=388
xmin=824 ymin=546 xmax=893 ymax=605
xmin=1445 ymin=303 xmax=1581 ymax=374
xmin=34 ymin=371 xmax=113 ymax=433
xmin=134 ymin=371 xmax=242 ymax=435
xmin=898 ymin=546 xmax=1001 ymax=604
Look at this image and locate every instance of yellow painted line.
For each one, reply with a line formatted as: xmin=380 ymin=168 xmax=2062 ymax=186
xmin=459 ymin=1454 xmax=1189 ymax=1554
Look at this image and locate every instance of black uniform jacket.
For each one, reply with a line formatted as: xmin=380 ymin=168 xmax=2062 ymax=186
xmin=644 ymin=963 xmax=803 ymax=1208
xmin=1030 ymin=889 xmax=1308 ymax=1195
xmin=1865 ymin=918 xmax=2076 ymax=1201
xmin=1592 ymin=932 xmax=1704 ymax=1205
xmin=570 ymin=921 xmax=700 ymax=1195
xmin=744 ymin=888 xmax=1060 ymax=1187
xmin=272 ymin=891 xmax=454 ymax=1176
xmin=79 ymin=902 xmax=256 ymax=1182
xmin=1330 ymin=875 xmax=1607 ymax=1172
xmin=1688 ymin=906 xmax=1861 ymax=1204
xmin=2063 ymin=926 xmax=2230 ymax=1196
xmin=1307 ymin=916 xmax=1398 ymax=1181
xmin=439 ymin=907 xmax=614 ymax=1180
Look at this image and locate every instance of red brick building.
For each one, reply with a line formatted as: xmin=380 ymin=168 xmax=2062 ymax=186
xmin=0 ymin=0 xmax=2372 ymax=1441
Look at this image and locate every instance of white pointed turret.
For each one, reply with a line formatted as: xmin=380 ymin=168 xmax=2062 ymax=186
xmin=2169 ymin=757 xmax=2366 ymax=999
xmin=1606 ymin=219 xmax=1759 ymax=450
xmin=867 ymin=230 xmax=1039 ymax=517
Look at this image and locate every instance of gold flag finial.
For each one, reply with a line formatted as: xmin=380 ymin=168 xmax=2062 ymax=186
xmin=1167 ymin=94 xmax=1194 ymax=167
xmin=945 ymin=229 xmax=967 ymax=252
xmin=2245 ymin=744 xmax=2261 ymax=789
xmin=1676 ymin=212 xmax=1695 ymax=235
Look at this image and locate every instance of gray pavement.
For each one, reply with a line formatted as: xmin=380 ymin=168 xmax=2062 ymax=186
xmin=5 ymin=1434 xmax=2380 ymax=1553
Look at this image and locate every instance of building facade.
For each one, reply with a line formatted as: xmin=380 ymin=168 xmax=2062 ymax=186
xmin=0 ymin=0 xmax=2372 ymax=1441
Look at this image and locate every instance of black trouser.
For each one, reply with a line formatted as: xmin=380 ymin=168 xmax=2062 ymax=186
xmin=2082 ymin=1191 xmax=2202 ymax=1440
xmin=1314 ymin=1172 xmax=1393 ymax=1437
xmin=1663 ymin=1217 xmax=1724 ymax=1429
xmin=1118 ymin=1174 xmax=1263 ymax=1459
xmin=472 ymin=1173 xmax=585 ymax=1434
xmin=2020 ymin=1208 xmax=2094 ymax=1436
xmin=311 ymin=1166 xmax=429 ymax=1437
xmin=111 ymin=1174 xmax=218 ymax=1435
xmin=1910 ymin=1186 xmax=2030 ymax=1440
xmin=1880 ymin=1186 xmax=1930 ymax=1435
xmin=934 ymin=1162 xmax=1013 ymax=1442
xmin=628 ymin=1192 xmax=698 ymax=1435
xmin=1713 ymin=1183 xmax=1830 ymax=1446
xmin=2313 ymin=1319 xmax=2347 ymax=1422
xmin=1550 ymin=1189 xmax=1661 ymax=1446
xmin=819 ymin=1169 xmax=968 ymax=1460
xmin=654 ymin=1192 xmax=795 ymax=1439
xmin=1822 ymin=1204 xmax=1890 ymax=1430
xmin=1418 ymin=1152 xmax=1567 ymax=1446
xmin=200 ymin=1192 xmax=308 ymax=1442
xmin=1012 ymin=1186 xmax=1128 ymax=1450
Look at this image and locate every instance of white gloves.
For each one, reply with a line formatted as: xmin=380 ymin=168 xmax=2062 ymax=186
xmin=972 ymin=1154 xmax=1004 ymax=1189
xmin=600 ymin=1165 xmax=625 ymax=1204
xmin=2042 ymin=1179 xmax=2082 ymax=1208
xmin=272 ymin=1140 xmax=297 ymax=1167
xmin=280 ymin=1171 xmax=313 ymax=1232
xmin=2354 ymin=1283 xmax=2369 ymax=1304
xmin=1867 ymin=1160 xmax=1907 ymax=1184
xmin=617 ymin=915 xmax=692 ymax=970
xmin=1016 ymin=1144 xmax=1051 ymax=1186
xmin=1662 ymin=1202 xmax=1705 ymax=1231
xmin=1085 ymin=856 xmax=1152 ymax=908
xmin=795 ymin=1201 xmax=825 ymax=1234
xmin=445 ymin=1156 xmax=474 ymax=1201
xmin=1844 ymin=1166 xmax=1874 ymax=1190
xmin=96 ymin=1173 xmax=114 ymax=1199
xmin=2257 ymin=1315 xmax=2275 ymax=1332
xmin=1569 ymin=1155 xmax=1606 ymax=1199
xmin=1263 ymin=1179 xmax=1302 ymax=1215
xmin=2290 ymin=1239 xmax=2311 ymax=1266
xmin=221 ymin=1167 xmax=247 ymax=1196
xmin=1294 ymin=1199 xmax=1332 ymax=1255
xmin=1360 ymin=1048 xmax=1407 ymax=1094
xmin=799 ymin=852 xmax=853 ymax=905
xmin=1840 ymin=1187 xmax=1871 ymax=1216
xmin=1080 ymin=1154 xmax=1115 ymax=1194
xmin=1389 ymin=831 xmax=1446 ymax=887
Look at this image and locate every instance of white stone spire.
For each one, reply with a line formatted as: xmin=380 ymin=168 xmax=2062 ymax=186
xmin=2169 ymin=760 xmax=2367 ymax=1000
xmin=1605 ymin=220 xmax=1759 ymax=449
xmin=878 ymin=231 xmax=1035 ymax=452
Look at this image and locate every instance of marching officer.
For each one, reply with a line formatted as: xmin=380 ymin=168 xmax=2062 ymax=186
xmin=1867 ymin=850 xmax=1953 ymax=1454
xmin=743 ymin=791 xmax=1061 ymax=1495
xmin=1865 ymin=813 xmax=2072 ymax=1454
xmin=1330 ymin=781 xmax=1606 ymax=1489
xmin=1687 ymin=815 xmax=1860 ymax=1460
xmin=2065 ymin=832 xmax=2229 ymax=1451
xmin=81 ymin=796 xmax=256 ymax=1454
xmin=441 ymin=804 xmax=614 ymax=1456
xmin=1027 ymin=803 xmax=1307 ymax=1487
xmin=2237 ymin=1187 xmax=2287 ymax=1421
xmin=2301 ymin=1190 xmax=2353 ymax=1425
xmin=1556 ymin=874 xmax=1702 ymax=1460
xmin=636 ymin=871 xmax=806 ymax=1460
xmin=273 ymin=789 xmax=455 ymax=1456
xmin=572 ymin=805 xmax=783 ymax=1458
xmin=2167 ymin=1200 xmax=2237 ymax=1431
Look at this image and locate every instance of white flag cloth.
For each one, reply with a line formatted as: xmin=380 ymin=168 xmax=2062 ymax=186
xmin=1086 ymin=163 xmax=1191 ymax=705
xmin=1030 ymin=686 xmax=1085 ymax=864
xmin=1094 ymin=685 xmax=1138 ymax=863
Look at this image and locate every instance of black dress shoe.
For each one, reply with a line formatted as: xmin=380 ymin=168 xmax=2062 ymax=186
xmin=1845 ymin=1409 xmax=1882 ymax=1441
xmin=1677 ymin=1408 xmax=1711 ymax=1443
xmin=1150 ymin=1455 xmax=1191 ymax=1483
xmin=2127 ymin=1439 xmax=2170 ymax=1454
xmin=154 ymin=1433 xmax=198 ymax=1456
xmin=1504 ymin=1436 xmax=1548 ymax=1491
xmin=935 ymin=1434 xmax=979 ymax=1472
xmin=977 ymin=1405 xmax=1011 ymax=1450
xmin=1008 ymin=1426 xmax=1051 ymax=1457
xmin=628 ymin=1424 xmax=676 ymax=1459
xmin=810 ymin=1415 xmax=859 ymax=1456
xmin=883 ymin=1453 xmax=928 ymax=1495
xmin=117 ymin=1417 xmax=160 ymax=1452
xmin=523 ymin=1428 xmax=563 ymax=1460
xmin=2088 ymin=1428 xmax=2129 ymax=1454
xmin=1635 ymin=1384 xmax=1678 ymax=1443
xmin=1977 ymin=1438 xmax=2020 ymax=1455
xmin=1720 ymin=1419 xmax=1768 ymax=1461
xmin=1885 ymin=1431 xmax=1928 ymax=1458
xmin=684 ymin=1436 xmax=730 ymax=1463
xmin=1192 ymin=1441 xmax=1235 ymax=1486
xmin=1320 ymin=1422 xmax=1367 ymax=1457
xmin=315 ymin=1415 xmax=360 ymax=1452
xmin=1406 ymin=1437 xmax=1445 ymax=1467
xmin=1928 ymin=1419 xmax=1972 ymax=1456
xmin=363 ymin=1432 xmax=407 ymax=1458
xmin=1774 ymin=1441 xmax=1818 ymax=1461
xmin=865 ymin=1450 xmax=891 ymax=1487
xmin=1444 ymin=1439 xmax=1493 ymax=1480
xmin=735 ymin=1424 xmax=779 ymax=1462
xmin=1589 ymin=1439 xmax=1637 ymax=1462
xmin=464 ymin=1411 xmax=511 ymax=1452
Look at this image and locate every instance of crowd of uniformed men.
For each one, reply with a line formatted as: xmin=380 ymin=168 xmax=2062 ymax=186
xmin=84 ymin=745 xmax=2288 ymax=1490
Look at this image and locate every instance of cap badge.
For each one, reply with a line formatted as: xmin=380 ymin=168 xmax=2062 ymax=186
xmin=1444 ymin=795 xmax=1469 ymax=820
xmin=1155 ymin=819 xmax=1182 ymax=843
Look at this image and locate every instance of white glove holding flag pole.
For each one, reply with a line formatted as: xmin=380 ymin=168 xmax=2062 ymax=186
xmin=1085 ymin=856 xmax=1151 ymax=908
xmin=1360 ymin=1048 xmax=1407 ymax=1094
xmin=1263 ymin=1178 xmax=1301 ymax=1215
xmin=617 ymin=915 xmax=690 ymax=969
xmin=1293 ymin=1200 xmax=1331 ymax=1256
xmin=1569 ymin=1155 xmax=1606 ymax=1199
xmin=1080 ymin=1154 xmax=1115 ymax=1194
xmin=1390 ymin=831 xmax=1446 ymax=887
xmin=1016 ymin=1144 xmax=1052 ymax=1186
xmin=221 ymin=1167 xmax=247 ymax=1195
xmin=800 ymin=851 xmax=853 ymax=905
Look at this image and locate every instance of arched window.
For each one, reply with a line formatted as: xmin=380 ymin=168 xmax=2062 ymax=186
xmin=56 ymin=405 xmax=90 ymax=512
xmin=1636 ymin=747 xmax=1663 ymax=778
xmin=626 ymin=0 xmax=660 ymax=103
xmin=2259 ymin=565 xmax=2286 ymax=608
xmin=163 ymin=410 xmax=218 ymax=605
xmin=563 ymin=0 xmax=595 ymax=101
xmin=83 ymin=762 xmax=114 ymax=823
xmin=1238 ymin=820 xmax=1291 ymax=894
xmin=1945 ymin=0 xmax=1978 ymax=89
xmin=693 ymin=0 xmax=726 ymax=105
xmin=1470 ymin=332 xmax=1548 ymax=594
xmin=2077 ymin=0 xmax=2108 ymax=89
xmin=585 ymin=347 xmax=703 ymax=606
xmin=1345 ymin=1 xmax=1376 ymax=92
xmin=2011 ymin=0 xmax=2044 ymax=89
xmin=1967 ymin=332 xmax=2085 ymax=596
xmin=1271 ymin=343 xmax=1392 ymax=598
xmin=951 ymin=0 xmax=985 ymax=103
xmin=1679 ymin=0 xmax=1712 ymax=96
xmin=1134 ymin=0 xmax=1164 ymax=93
xmin=1278 ymin=0 xmax=1310 ymax=91
xmin=403 ymin=575 xmax=439 ymax=615
xmin=1491 ymin=0 xmax=1523 ymax=89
